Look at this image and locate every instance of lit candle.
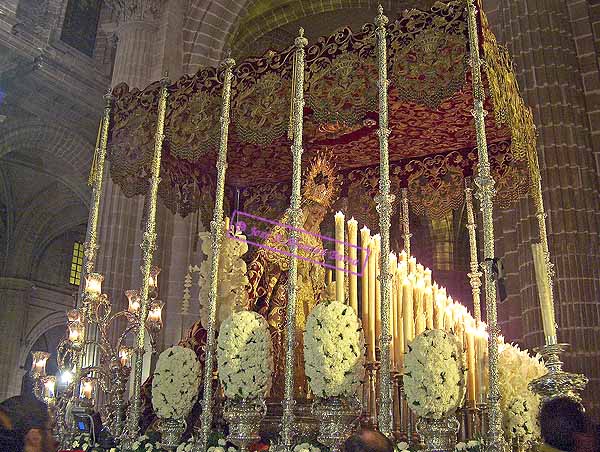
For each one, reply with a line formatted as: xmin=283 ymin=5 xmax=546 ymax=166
xmin=408 ymin=257 xmax=417 ymax=275
xmin=444 ymin=305 xmax=455 ymax=332
xmin=396 ymin=268 xmax=404 ymax=370
xmin=224 ymin=216 xmax=230 ymax=232
xmin=148 ymin=265 xmax=161 ymax=290
xmin=398 ymin=250 xmax=407 ymax=263
xmin=402 ymin=277 xmax=414 ymax=349
xmin=80 ymin=377 xmax=95 ymax=400
xmin=374 ymin=235 xmax=382 ymax=341
xmin=466 ymin=326 xmax=477 ymax=405
xmin=360 ymin=226 xmax=370 ymax=358
xmin=43 ymin=376 xmax=56 ymax=400
xmin=424 ymin=267 xmax=432 ymax=288
xmin=367 ymin=236 xmax=377 ymax=362
xmin=391 ymin=270 xmax=398 ymax=370
xmin=119 ymin=346 xmax=131 ymax=367
xmin=476 ymin=324 xmax=489 ymax=404
xmin=424 ymin=286 xmax=434 ymax=330
xmin=68 ymin=322 xmax=84 ymax=346
xmin=434 ymin=292 xmax=445 ymax=330
xmin=84 ymin=272 xmax=103 ymax=296
xmin=414 ymin=279 xmax=425 ymax=336
xmin=335 ymin=211 xmax=345 ymax=303
xmin=126 ymin=289 xmax=141 ymax=314
xmin=347 ymin=218 xmax=358 ymax=314
xmin=397 ymin=261 xmax=407 ymax=279
xmin=31 ymin=351 xmax=50 ymax=377
xmin=326 ymin=269 xmax=332 ymax=285
xmin=531 ymin=243 xmax=557 ymax=341
xmin=416 ymin=263 xmax=424 ymax=280
xmin=148 ymin=300 xmax=164 ymax=325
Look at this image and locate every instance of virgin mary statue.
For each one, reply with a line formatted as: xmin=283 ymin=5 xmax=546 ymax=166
xmin=247 ymin=151 xmax=339 ymax=400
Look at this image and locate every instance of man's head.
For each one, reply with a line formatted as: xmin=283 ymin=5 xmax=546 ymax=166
xmin=344 ymin=428 xmax=395 ymax=452
xmin=540 ymin=397 xmax=586 ymax=452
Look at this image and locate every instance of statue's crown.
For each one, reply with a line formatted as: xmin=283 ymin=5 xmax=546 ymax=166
xmin=302 ymin=150 xmax=339 ymax=209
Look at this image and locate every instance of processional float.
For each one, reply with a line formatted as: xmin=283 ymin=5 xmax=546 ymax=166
xmin=45 ymin=0 xmax=588 ymax=451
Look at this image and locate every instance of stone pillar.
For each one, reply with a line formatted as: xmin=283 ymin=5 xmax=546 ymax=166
xmin=0 ymin=278 xmax=31 ymax=401
xmin=97 ymin=0 xmax=165 ymax=310
xmin=487 ymin=0 xmax=600 ymax=417
xmin=96 ymin=0 xmax=194 ymax=370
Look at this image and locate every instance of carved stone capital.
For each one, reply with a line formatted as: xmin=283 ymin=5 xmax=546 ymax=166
xmin=105 ymin=0 xmax=165 ymax=26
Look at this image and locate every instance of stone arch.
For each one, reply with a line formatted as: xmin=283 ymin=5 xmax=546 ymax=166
xmin=181 ymin=0 xmax=432 ymax=72
xmin=0 ymin=121 xmax=92 ymax=205
xmin=18 ymin=311 xmax=68 ymax=372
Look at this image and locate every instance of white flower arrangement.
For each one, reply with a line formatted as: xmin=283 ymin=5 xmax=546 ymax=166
xmin=403 ymin=329 xmax=466 ymax=419
xmin=455 ymin=440 xmax=483 ymax=452
xmin=198 ymin=230 xmax=250 ymax=330
xmin=304 ymin=301 xmax=365 ymax=398
xmin=505 ymin=397 xmax=540 ymax=442
xmin=498 ymin=342 xmax=546 ymax=442
xmin=152 ymin=346 xmax=202 ymax=419
xmin=293 ymin=442 xmax=322 ymax=452
xmin=217 ymin=310 xmax=274 ymax=399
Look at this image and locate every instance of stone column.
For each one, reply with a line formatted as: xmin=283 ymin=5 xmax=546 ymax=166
xmin=97 ymin=0 xmax=165 ymax=311
xmin=486 ymin=0 xmax=600 ymax=417
xmin=96 ymin=0 xmax=194 ymax=369
xmin=0 ymin=278 xmax=31 ymax=401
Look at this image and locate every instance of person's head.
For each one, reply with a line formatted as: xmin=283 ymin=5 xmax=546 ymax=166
xmin=540 ymin=397 xmax=586 ymax=452
xmin=344 ymin=428 xmax=394 ymax=452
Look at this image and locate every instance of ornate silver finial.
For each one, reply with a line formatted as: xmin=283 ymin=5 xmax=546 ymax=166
xmin=375 ymin=4 xmax=388 ymax=27
xmin=295 ymin=27 xmax=308 ymax=47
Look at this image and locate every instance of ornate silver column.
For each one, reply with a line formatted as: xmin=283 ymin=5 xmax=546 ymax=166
xmin=279 ymin=29 xmax=308 ymax=451
xmin=125 ymin=74 xmax=170 ymax=442
xmin=464 ymin=181 xmax=482 ymax=324
xmin=198 ymin=56 xmax=236 ymax=452
xmin=465 ymin=2 xmax=505 ymax=451
xmin=374 ymin=5 xmax=394 ymax=438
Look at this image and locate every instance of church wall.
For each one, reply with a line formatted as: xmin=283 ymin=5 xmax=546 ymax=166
xmin=484 ymin=0 xmax=600 ymax=418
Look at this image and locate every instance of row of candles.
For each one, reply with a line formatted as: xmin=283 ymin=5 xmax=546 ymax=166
xmin=331 ymin=212 xmax=489 ymax=405
xmin=30 ymin=269 xmax=163 ymax=404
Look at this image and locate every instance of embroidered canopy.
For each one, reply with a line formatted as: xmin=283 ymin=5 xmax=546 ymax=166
xmin=106 ymin=0 xmax=537 ymax=228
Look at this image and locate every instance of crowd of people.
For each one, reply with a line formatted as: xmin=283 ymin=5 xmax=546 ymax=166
xmin=0 ymin=377 xmax=597 ymax=452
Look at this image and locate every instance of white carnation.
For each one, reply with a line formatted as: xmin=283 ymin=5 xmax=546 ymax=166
xmin=498 ymin=341 xmax=546 ymax=441
xmin=152 ymin=346 xmax=202 ymax=419
xmin=217 ymin=310 xmax=273 ymax=399
xmin=403 ymin=329 xmax=466 ymax=419
xmin=304 ymin=301 xmax=365 ymax=398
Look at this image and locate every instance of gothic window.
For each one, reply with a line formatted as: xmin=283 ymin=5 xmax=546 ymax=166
xmin=60 ymin=0 xmax=102 ymax=57
xmin=69 ymin=242 xmax=84 ymax=286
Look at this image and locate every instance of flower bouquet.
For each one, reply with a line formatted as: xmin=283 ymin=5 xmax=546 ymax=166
xmin=498 ymin=342 xmax=546 ymax=450
xmin=217 ymin=310 xmax=273 ymax=452
xmin=403 ymin=329 xmax=466 ymax=452
xmin=304 ymin=301 xmax=364 ymax=452
xmin=152 ymin=346 xmax=202 ymax=450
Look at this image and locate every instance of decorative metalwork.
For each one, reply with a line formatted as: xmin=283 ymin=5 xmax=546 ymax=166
xmin=224 ymin=399 xmax=267 ymax=452
xmin=279 ymin=28 xmax=308 ymax=451
xmin=529 ymin=343 xmax=588 ymax=403
xmin=401 ymin=188 xmax=411 ymax=256
xmin=464 ymin=181 xmax=482 ymax=324
xmin=416 ymin=416 xmax=460 ymax=452
xmin=313 ymin=397 xmax=362 ymax=452
xmin=159 ymin=418 xmax=187 ymax=451
xmin=198 ymin=55 xmax=236 ymax=452
xmin=374 ymin=5 xmax=395 ymax=438
xmin=465 ymin=1 xmax=505 ymax=452
xmin=126 ymin=74 xmax=170 ymax=442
